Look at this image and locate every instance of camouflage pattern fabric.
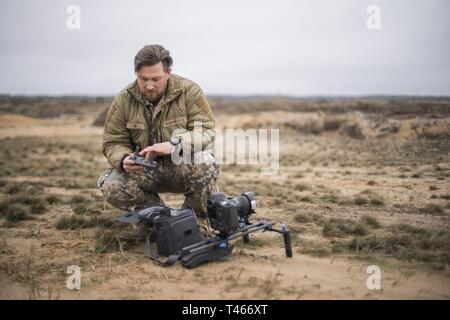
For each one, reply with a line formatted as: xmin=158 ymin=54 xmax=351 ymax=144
xmin=97 ymin=151 xmax=219 ymax=220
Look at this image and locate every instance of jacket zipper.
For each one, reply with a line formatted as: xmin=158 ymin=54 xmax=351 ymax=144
xmin=142 ymin=103 xmax=152 ymax=147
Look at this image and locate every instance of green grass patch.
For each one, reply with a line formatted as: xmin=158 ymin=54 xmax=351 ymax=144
xmin=44 ymin=194 xmax=62 ymax=205
xmin=419 ymin=204 xmax=444 ymax=215
xmin=294 ymin=183 xmax=310 ymax=192
xmin=10 ymin=194 xmax=47 ymax=214
xmin=353 ymin=196 xmax=368 ymax=206
xmin=323 ymin=218 xmax=369 ymax=237
xmin=55 ymin=215 xmax=93 ymax=230
xmin=71 ymin=203 xmax=101 ymax=215
xmin=361 ymin=215 xmax=381 ymax=228
xmin=347 ymin=224 xmax=450 ymax=269
xmin=2 ymin=203 xmax=32 ymax=222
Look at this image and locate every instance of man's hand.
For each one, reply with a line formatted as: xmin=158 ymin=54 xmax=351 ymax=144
xmin=122 ymin=155 xmax=144 ymax=173
xmin=139 ymin=142 xmax=175 ymax=161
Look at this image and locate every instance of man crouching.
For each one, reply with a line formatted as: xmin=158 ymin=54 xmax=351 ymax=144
xmin=97 ymin=44 xmax=219 ymax=238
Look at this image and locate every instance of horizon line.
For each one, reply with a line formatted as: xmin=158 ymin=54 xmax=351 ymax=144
xmin=1 ymin=93 xmax=450 ymax=100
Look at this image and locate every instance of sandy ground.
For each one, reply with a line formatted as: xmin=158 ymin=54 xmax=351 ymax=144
xmin=0 ymin=111 xmax=449 ymax=300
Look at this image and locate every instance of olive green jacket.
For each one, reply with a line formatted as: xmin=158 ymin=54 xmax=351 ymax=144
xmin=102 ymin=74 xmax=215 ymax=171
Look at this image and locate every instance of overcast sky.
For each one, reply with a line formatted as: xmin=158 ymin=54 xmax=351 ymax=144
xmin=0 ymin=0 xmax=449 ymax=96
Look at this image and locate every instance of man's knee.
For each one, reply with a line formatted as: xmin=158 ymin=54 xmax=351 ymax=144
xmin=179 ymin=152 xmax=220 ymax=214
xmin=181 ymin=151 xmax=219 ymax=185
xmin=97 ymin=169 xmax=144 ymax=210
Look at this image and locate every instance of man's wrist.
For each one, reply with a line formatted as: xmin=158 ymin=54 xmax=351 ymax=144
xmin=169 ymin=137 xmax=182 ymax=155
xmin=170 ymin=136 xmax=181 ymax=146
xmin=120 ymin=154 xmax=129 ymax=171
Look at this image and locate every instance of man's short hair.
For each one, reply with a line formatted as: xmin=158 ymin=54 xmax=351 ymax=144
xmin=134 ymin=44 xmax=173 ymax=72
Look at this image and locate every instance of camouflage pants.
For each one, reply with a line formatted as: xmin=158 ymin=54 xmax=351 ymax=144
xmin=97 ymin=151 xmax=219 ymax=218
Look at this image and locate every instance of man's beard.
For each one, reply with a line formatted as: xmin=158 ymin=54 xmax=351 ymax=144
xmin=143 ymin=91 xmax=163 ymax=104
xmin=142 ymin=81 xmax=168 ymax=104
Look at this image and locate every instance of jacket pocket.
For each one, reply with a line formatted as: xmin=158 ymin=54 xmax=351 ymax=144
xmin=163 ymin=116 xmax=187 ymax=128
xmin=126 ymin=122 xmax=146 ymax=129
xmin=126 ymin=122 xmax=146 ymax=146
